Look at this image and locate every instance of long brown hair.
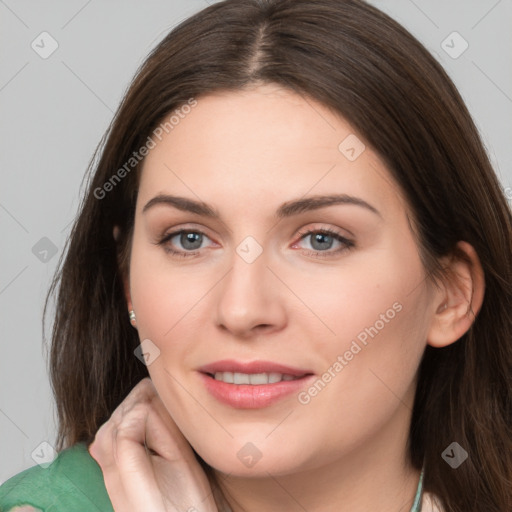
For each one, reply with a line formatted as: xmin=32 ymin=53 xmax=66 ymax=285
xmin=44 ymin=1 xmax=512 ymax=510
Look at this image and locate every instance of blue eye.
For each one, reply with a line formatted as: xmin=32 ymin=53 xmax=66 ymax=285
xmin=156 ymin=227 xmax=354 ymax=258
xmin=157 ymin=230 xmax=211 ymax=257
xmin=294 ymin=228 xmax=354 ymax=257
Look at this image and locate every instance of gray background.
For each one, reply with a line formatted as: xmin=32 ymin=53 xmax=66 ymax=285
xmin=1 ymin=0 xmax=511 ymax=483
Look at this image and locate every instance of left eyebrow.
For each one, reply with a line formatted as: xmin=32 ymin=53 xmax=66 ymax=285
xmin=142 ymin=193 xmax=381 ymax=219
xmin=276 ymin=194 xmax=381 ymax=218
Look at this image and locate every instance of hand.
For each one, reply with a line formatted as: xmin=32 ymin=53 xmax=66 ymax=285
xmin=88 ymin=377 xmax=219 ymax=512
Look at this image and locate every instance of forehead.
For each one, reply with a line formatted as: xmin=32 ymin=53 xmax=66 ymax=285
xmin=136 ymin=84 xmax=406 ymax=220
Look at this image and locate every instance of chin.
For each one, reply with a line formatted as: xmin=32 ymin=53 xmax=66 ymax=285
xmin=193 ymin=439 xmax=314 ymax=478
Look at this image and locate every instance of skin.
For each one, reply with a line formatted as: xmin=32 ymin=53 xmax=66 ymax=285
xmin=90 ymin=83 xmax=484 ymax=512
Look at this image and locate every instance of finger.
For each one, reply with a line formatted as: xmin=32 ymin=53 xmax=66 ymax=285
xmin=131 ymin=380 xmax=218 ymax=510
xmin=89 ymin=379 xmax=168 ymax=510
xmin=90 ymin=378 xmax=215 ymax=511
xmin=113 ymin=388 xmax=215 ymax=511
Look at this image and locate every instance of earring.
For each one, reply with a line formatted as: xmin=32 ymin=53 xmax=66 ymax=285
xmin=129 ymin=310 xmax=137 ymax=326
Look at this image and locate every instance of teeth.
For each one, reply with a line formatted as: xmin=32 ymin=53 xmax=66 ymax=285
xmin=213 ymin=372 xmax=299 ymax=384
xmin=268 ymin=372 xmax=282 ymax=384
xmin=249 ymin=373 xmax=268 ymax=385
xmin=234 ymin=372 xmax=250 ymax=384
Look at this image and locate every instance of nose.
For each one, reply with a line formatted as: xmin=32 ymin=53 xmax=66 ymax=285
xmin=214 ymin=245 xmax=287 ymax=339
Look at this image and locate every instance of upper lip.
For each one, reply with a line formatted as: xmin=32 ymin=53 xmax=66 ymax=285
xmin=198 ymin=359 xmax=314 ymax=377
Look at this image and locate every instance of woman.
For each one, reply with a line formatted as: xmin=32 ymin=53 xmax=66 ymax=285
xmin=1 ymin=0 xmax=510 ymax=511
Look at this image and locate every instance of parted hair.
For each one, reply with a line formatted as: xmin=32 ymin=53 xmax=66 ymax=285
xmin=44 ymin=1 xmax=512 ymax=511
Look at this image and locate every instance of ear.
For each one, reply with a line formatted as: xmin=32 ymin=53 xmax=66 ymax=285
xmin=427 ymin=241 xmax=485 ymax=348
xmin=113 ymin=224 xmax=133 ymax=311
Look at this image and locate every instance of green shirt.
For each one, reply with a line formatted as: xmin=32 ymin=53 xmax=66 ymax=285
xmin=0 ymin=442 xmax=426 ymax=511
xmin=0 ymin=443 xmax=113 ymax=511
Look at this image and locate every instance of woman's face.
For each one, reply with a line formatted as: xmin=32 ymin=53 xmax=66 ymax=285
xmin=125 ymin=83 xmax=439 ymax=476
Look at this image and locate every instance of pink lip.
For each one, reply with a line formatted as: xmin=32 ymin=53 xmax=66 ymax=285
xmin=198 ymin=359 xmax=315 ymax=409
xmin=199 ymin=359 xmax=312 ymax=376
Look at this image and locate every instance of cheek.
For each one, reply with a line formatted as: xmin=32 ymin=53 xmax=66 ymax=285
xmin=292 ymin=249 xmax=427 ymax=403
xmin=129 ymin=240 xmax=208 ymax=337
xmin=282 ymin=306 xmax=427 ymax=472
xmin=289 ymin=242 xmax=424 ymax=356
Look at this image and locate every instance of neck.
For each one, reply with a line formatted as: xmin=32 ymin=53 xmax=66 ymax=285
xmin=211 ymin=389 xmax=421 ymax=512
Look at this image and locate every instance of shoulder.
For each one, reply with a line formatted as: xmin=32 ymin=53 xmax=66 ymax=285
xmin=422 ymin=491 xmax=445 ymax=512
xmin=0 ymin=442 xmax=113 ymax=512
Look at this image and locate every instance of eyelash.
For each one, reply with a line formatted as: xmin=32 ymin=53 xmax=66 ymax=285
xmin=156 ymin=227 xmax=355 ymax=259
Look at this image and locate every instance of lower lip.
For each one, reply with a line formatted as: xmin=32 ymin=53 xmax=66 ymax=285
xmin=199 ymin=373 xmax=314 ymax=409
